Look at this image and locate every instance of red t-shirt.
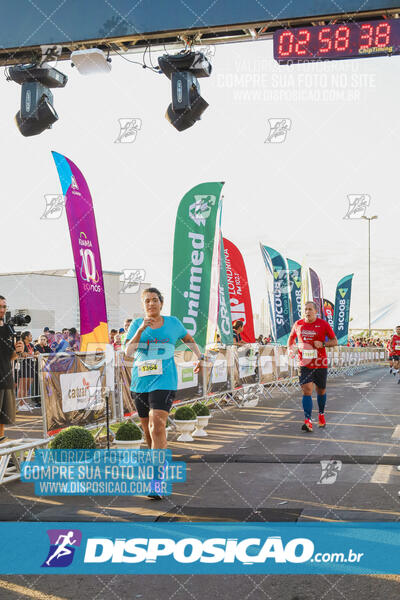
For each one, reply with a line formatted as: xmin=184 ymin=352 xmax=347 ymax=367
xmin=288 ymin=318 xmax=336 ymax=369
xmin=390 ymin=335 xmax=400 ymax=355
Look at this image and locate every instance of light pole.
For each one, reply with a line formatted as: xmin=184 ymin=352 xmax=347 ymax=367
xmin=361 ymin=215 xmax=378 ymax=337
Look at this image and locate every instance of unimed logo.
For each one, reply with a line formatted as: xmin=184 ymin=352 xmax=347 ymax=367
xmin=83 ymin=536 xmax=314 ymax=564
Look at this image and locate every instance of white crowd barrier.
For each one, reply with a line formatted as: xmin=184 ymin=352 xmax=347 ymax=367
xmin=0 ymin=344 xmax=387 ymax=486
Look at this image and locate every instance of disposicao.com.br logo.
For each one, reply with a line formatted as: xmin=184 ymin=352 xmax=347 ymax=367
xmin=81 ymin=536 xmax=363 ymax=565
xmin=42 ymin=529 xmax=82 ymax=568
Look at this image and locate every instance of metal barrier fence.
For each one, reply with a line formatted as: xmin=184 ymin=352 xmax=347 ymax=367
xmin=0 ymin=345 xmax=388 ymax=486
xmin=12 ymin=346 xmax=388 ymax=416
xmin=13 ymin=356 xmax=41 ymax=412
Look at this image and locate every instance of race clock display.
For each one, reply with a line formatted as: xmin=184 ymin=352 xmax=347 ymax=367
xmin=274 ymin=18 xmax=400 ymax=63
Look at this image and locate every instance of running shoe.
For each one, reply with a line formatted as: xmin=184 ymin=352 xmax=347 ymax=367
xmin=301 ymin=419 xmax=313 ymax=432
xmin=318 ymin=414 xmax=326 ymax=428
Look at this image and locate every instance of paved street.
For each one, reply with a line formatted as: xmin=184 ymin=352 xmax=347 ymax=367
xmin=1 ymin=366 xmax=399 ymax=598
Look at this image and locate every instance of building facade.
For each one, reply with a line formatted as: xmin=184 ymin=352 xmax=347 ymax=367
xmin=0 ymin=270 xmax=151 ymax=339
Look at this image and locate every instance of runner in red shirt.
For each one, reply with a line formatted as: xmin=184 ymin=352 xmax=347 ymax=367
xmin=288 ymin=301 xmax=338 ymax=432
xmin=389 ymin=326 xmax=400 ymax=380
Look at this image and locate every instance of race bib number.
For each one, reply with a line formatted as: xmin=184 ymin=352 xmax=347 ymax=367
xmin=302 ymin=348 xmax=317 ymax=360
xmin=395 ymin=345 xmax=400 ymax=351
xmin=137 ymin=360 xmax=163 ymax=377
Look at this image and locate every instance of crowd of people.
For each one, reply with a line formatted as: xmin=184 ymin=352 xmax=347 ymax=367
xmin=347 ymin=336 xmax=388 ymax=348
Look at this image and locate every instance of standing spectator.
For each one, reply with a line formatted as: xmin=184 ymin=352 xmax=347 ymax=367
xmin=233 ymin=320 xmax=245 ymax=346
xmin=113 ymin=333 xmax=122 ymax=351
xmin=53 ymin=332 xmax=69 ymax=353
xmin=109 ymin=329 xmax=118 ymax=344
xmin=17 ymin=331 xmax=35 ymax=409
xmin=0 ymin=295 xmax=24 ymax=442
xmin=67 ymin=328 xmax=79 ymax=352
xmin=34 ymin=335 xmax=52 ymax=355
xmin=120 ymin=319 xmax=133 ymax=348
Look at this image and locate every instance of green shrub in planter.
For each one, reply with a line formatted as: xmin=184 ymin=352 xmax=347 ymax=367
xmin=174 ymin=406 xmax=196 ymax=421
xmin=192 ymin=403 xmax=210 ymax=417
xmin=115 ymin=422 xmax=142 ymax=441
xmin=50 ymin=426 xmax=96 ymax=449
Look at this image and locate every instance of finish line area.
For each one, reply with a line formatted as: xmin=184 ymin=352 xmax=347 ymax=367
xmin=1 ymin=366 xmax=398 ymax=523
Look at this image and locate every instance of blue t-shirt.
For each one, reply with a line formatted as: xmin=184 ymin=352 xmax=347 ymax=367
xmin=126 ymin=316 xmax=187 ymax=393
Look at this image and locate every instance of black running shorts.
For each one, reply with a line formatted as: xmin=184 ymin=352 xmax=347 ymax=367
xmin=131 ymin=390 xmax=175 ymax=418
xmin=299 ymin=367 xmax=328 ymax=389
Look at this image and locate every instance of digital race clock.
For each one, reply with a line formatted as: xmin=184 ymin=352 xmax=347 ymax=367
xmin=274 ymin=18 xmax=400 ymax=63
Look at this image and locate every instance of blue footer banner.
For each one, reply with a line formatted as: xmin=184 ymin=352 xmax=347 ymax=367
xmin=0 ymin=522 xmax=399 ymax=574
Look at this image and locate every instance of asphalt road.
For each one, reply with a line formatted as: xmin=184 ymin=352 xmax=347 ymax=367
xmin=0 ymin=366 xmax=399 ymax=599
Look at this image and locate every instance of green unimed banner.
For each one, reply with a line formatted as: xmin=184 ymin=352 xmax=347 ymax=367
xmin=171 ymin=182 xmax=224 ymax=352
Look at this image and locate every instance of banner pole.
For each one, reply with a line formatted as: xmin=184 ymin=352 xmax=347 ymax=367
xmin=105 ymin=389 xmax=110 ymax=450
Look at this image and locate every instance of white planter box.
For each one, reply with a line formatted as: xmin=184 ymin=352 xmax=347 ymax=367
xmin=193 ymin=415 xmax=211 ymax=437
xmin=174 ymin=419 xmax=197 ymax=442
xmin=112 ymin=438 xmax=143 ymax=449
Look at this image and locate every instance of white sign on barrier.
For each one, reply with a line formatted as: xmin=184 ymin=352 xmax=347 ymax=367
xmin=177 ymin=362 xmax=198 ymax=390
xmin=211 ymin=359 xmax=228 ymax=384
xmin=239 ymin=356 xmax=257 ymax=378
xmin=60 ymin=371 xmax=103 ymax=413
xmin=260 ymin=355 xmax=273 ymax=375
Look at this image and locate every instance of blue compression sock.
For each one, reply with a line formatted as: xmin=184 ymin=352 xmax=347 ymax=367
xmin=302 ymin=395 xmax=313 ymax=420
xmin=317 ymin=394 xmax=327 ymax=414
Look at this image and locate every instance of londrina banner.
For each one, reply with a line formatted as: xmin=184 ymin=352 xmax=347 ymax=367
xmin=333 ymin=274 xmax=354 ymax=345
xmin=218 ymin=235 xmax=233 ymax=345
xmin=171 ymin=182 xmax=224 ymax=352
xmin=309 ymin=267 xmax=324 ymax=319
xmin=287 ymin=258 xmax=302 ymax=324
xmin=324 ymin=299 xmax=335 ymax=329
xmin=223 ymin=238 xmax=255 ymax=343
xmin=52 ymin=152 xmax=109 ymax=351
xmin=260 ymin=244 xmax=291 ymax=345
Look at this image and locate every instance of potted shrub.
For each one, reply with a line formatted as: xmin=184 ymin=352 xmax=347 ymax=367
xmin=113 ymin=421 xmax=143 ymax=449
xmin=50 ymin=426 xmax=96 ymax=450
xmin=192 ymin=403 xmax=211 ymax=437
xmin=165 ymin=420 xmax=173 ymax=441
xmin=173 ymin=406 xmax=197 ymax=442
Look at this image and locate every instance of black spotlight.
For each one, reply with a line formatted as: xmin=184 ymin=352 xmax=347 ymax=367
xmin=8 ymin=64 xmax=68 ymax=137
xmin=158 ymin=51 xmax=211 ymax=131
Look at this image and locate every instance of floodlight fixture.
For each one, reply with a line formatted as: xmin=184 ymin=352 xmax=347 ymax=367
xmin=8 ymin=63 xmax=67 ymax=137
xmin=158 ymin=51 xmax=211 ymax=131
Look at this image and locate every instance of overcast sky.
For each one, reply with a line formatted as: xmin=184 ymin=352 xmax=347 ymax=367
xmin=1 ymin=38 xmax=398 ymax=328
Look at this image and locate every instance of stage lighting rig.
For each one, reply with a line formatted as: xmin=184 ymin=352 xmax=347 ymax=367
xmin=7 ymin=63 xmax=68 ymax=137
xmin=158 ymin=51 xmax=212 ymax=131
